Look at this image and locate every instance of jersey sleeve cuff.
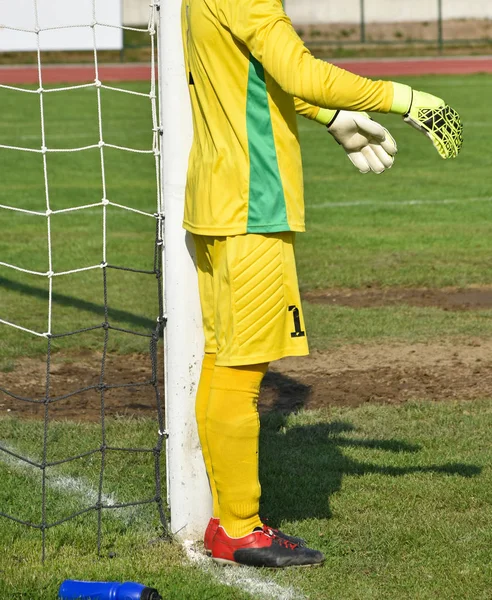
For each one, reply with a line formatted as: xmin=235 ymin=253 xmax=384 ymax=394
xmin=390 ymin=82 xmax=413 ymax=115
xmin=314 ymin=107 xmax=338 ymax=126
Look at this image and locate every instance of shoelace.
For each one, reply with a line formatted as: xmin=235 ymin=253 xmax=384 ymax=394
xmin=262 ymin=525 xmax=281 ymax=537
xmin=263 ymin=526 xmax=299 ymax=550
xmin=261 ymin=520 xmax=306 ymax=547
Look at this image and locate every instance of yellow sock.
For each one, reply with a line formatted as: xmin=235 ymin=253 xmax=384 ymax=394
xmin=206 ymin=363 xmax=268 ymax=538
xmin=195 ymin=353 xmax=220 ymax=517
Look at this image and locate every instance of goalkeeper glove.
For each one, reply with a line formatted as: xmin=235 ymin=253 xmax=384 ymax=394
xmin=391 ymin=82 xmax=463 ymax=159
xmin=316 ymin=108 xmax=397 ymax=174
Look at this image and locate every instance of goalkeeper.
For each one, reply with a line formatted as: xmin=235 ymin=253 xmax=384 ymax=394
xmin=181 ymin=0 xmax=463 ymax=569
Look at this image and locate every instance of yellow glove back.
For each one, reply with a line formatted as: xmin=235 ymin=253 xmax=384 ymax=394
xmin=391 ymin=83 xmax=463 ymax=159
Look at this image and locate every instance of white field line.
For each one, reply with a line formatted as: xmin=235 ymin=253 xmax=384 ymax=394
xmin=310 ymin=196 xmax=492 ymax=210
xmin=0 ymin=442 xmax=132 ymax=523
xmin=0 ymin=442 xmax=304 ymax=600
xmin=183 ymin=540 xmax=306 ymax=600
xmin=46 ymin=474 xmax=117 ymax=507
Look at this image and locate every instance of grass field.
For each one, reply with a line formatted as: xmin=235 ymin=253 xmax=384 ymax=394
xmin=1 ymin=74 xmax=492 ymax=599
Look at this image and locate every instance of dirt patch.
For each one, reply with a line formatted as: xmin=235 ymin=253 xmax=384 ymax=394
xmin=303 ymin=286 xmax=492 ymax=311
xmin=263 ymin=340 xmax=492 ymax=411
xmin=0 ymin=351 xmax=163 ymax=421
xmin=1 ymin=339 xmax=492 ymax=421
xmin=3 ymin=287 xmax=492 ymax=420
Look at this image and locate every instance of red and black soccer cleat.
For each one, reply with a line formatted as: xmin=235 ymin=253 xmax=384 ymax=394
xmin=203 ymin=518 xmax=306 ymax=555
xmin=210 ymin=525 xmax=325 ymax=568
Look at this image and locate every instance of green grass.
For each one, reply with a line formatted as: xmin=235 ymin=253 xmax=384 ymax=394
xmin=298 ymin=74 xmax=492 ymax=289
xmin=0 ymin=401 xmax=490 ymax=599
xmin=1 ymin=74 xmax=492 ymax=598
xmin=304 ymin=304 xmax=492 ymax=349
xmin=260 ymin=400 xmax=492 ymax=600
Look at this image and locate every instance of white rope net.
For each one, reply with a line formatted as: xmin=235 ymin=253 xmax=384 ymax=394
xmin=0 ymin=0 xmax=167 ymax=560
xmin=0 ymin=0 xmax=163 ymax=337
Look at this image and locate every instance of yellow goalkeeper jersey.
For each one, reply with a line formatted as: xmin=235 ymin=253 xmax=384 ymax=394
xmin=181 ymin=0 xmax=394 ymax=235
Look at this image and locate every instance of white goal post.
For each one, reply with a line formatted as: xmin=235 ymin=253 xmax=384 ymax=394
xmin=159 ymin=0 xmax=212 ymax=539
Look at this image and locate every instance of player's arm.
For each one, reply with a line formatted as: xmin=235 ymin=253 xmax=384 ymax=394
xmin=293 ymin=97 xmax=397 ymax=174
xmin=219 ymin=0 xmax=462 ymax=158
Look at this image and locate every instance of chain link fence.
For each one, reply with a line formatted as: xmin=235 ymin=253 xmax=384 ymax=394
xmin=284 ymin=0 xmax=492 ymax=54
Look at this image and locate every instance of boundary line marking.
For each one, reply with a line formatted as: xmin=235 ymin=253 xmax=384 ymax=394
xmin=310 ymin=196 xmax=492 ymax=209
xmin=0 ymin=441 xmax=117 ymax=511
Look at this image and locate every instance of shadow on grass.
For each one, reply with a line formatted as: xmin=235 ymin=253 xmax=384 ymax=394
xmin=259 ymin=373 xmax=482 ymax=525
xmin=0 ymin=274 xmax=155 ymax=331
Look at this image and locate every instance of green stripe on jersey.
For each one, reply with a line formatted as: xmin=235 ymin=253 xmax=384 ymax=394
xmin=246 ymin=55 xmax=288 ymax=233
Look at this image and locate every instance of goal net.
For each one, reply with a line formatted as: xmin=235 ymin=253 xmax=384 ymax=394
xmin=0 ymin=0 xmax=208 ymax=561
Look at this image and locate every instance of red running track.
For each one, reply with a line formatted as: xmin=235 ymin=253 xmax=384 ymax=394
xmin=0 ymin=56 xmax=491 ymax=85
xmin=333 ymin=56 xmax=492 ymax=76
xmin=0 ymin=63 xmax=156 ymax=85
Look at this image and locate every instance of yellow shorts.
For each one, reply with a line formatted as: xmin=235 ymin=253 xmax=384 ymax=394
xmin=193 ymin=232 xmax=309 ymax=366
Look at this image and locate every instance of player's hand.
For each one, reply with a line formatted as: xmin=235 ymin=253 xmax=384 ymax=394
xmin=404 ymin=90 xmax=463 ymax=159
xmin=327 ymin=110 xmax=397 ymax=174
xmin=391 ymin=82 xmax=463 ymax=159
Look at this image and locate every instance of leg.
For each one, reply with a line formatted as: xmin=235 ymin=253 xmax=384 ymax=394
xmin=192 ymin=235 xmax=220 ymax=542
xmin=206 ymin=362 xmax=268 ymax=538
xmin=195 ymin=352 xmax=219 ymax=517
xmin=193 ymin=232 xmax=322 ymax=566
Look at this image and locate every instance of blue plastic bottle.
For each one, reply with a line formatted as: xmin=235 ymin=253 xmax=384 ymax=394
xmin=58 ymin=580 xmax=162 ymax=600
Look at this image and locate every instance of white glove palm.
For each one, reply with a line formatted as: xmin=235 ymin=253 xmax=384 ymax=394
xmin=327 ymin=111 xmax=397 ymax=174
